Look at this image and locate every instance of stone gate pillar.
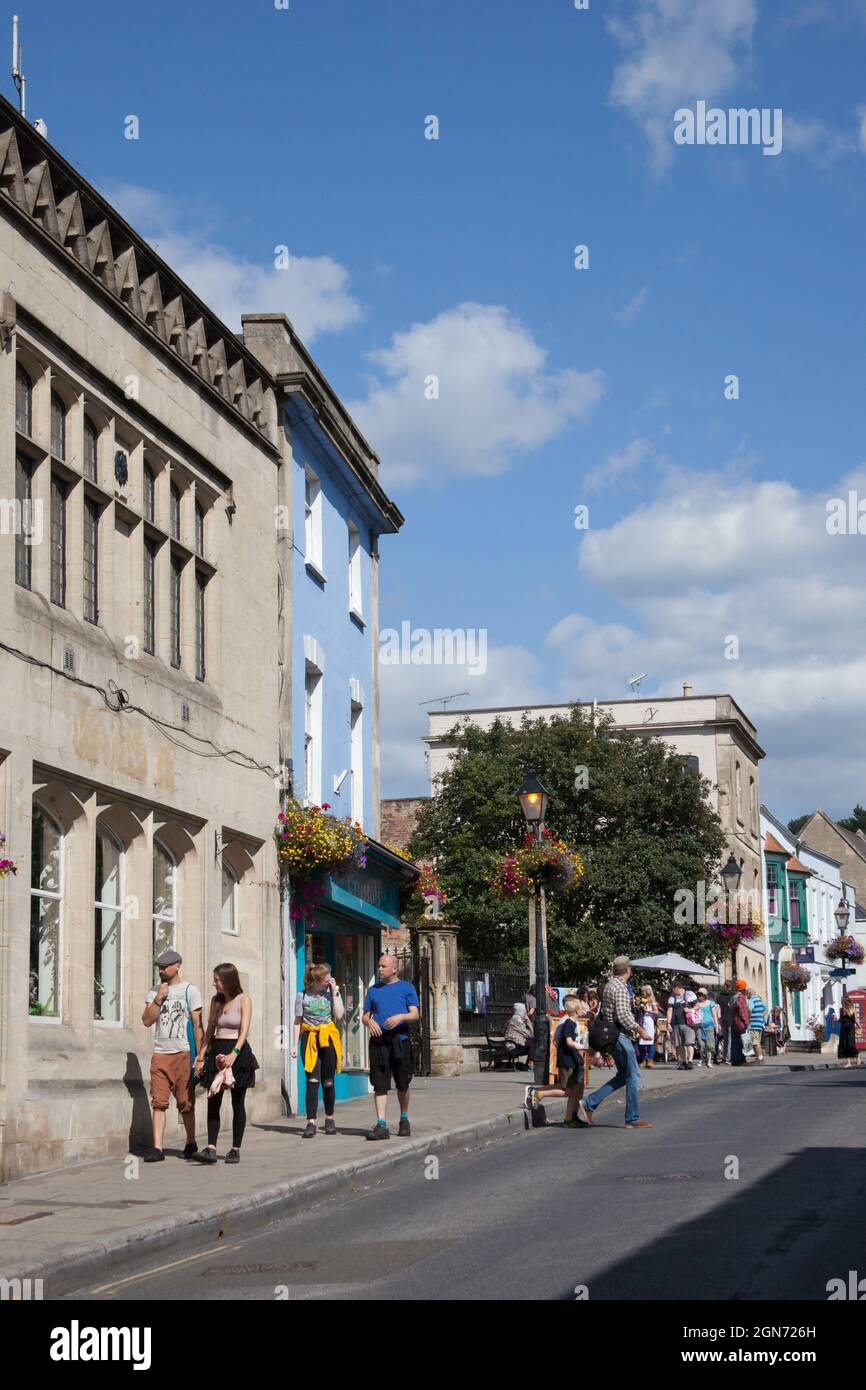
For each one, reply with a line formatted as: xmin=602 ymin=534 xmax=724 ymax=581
xmin=416 ymin=922 xmax=462 ymax=1076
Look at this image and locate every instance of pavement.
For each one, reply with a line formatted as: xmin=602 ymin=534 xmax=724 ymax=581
xmin=0 ymin=1049 xmax=848 ymax=1297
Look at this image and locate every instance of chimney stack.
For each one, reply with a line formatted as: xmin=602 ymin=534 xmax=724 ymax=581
xmin=683 ymin=681 xmax=693 ymax=697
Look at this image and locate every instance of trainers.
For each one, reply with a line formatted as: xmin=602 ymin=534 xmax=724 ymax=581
xmin=676 ymin=1062 xmax=684 ymax=1070
xmin=193 ymin=1146 xmax=218 ymax=1163
xmin=225 ymin=1148 xmax=240 ymax=1164
xmin=626 ymin=1120 xmax=654 ymax=1130
xmin=301 ymin=1122 xmax=317 ymax=1138
xmin=398 ymin=1117 xmax=411 ymax=1137
xmin=324 ymin=1118 xmax=337 ymax=1135
xmin=576 ymin=1099 xmax=594 ymax=1126
xmin=523 ymin=1084 xmax=537 ymax=1111
xmin=684 ymin=1062 xmax=694 ymax=1070
xmin=143 ymin=1148 xmax=165 ymax=1163
xmin=366 ymin=1123 xmax=390 ymax=1141
xmin=182 ymin=1142 xmax=198 ymax=1160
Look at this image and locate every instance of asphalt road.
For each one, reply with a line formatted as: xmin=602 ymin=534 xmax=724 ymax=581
xmin=68 ymin=1067 xmax=866 ymax=1302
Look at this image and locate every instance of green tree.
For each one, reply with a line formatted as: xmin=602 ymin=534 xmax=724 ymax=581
xmin=838 ymin=805 xmax=866 ymax=834
xmin=408 ymin=707 xmax=728 ymax=981
xmin=787 ymin=814 xmax=809 ymax=836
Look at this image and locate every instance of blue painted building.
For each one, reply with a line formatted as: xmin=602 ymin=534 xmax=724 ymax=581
xmin=241 ymin=314 xmax=413 ymax=1107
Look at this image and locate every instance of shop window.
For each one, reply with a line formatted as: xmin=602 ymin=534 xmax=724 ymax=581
xmin=305 ymin=929 xmax=374 ymax=1072
xmin=30 ymin=804 xmax=63 ymax=1018
xmin=94 ymin=824 xmax=123 ymax=1023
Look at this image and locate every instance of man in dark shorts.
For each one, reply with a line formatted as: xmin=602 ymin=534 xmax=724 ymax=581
xmin=362 ymin=953 xmax=420 ymax=1140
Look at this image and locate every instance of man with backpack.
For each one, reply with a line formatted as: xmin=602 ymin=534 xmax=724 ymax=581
xmin=141 ymin=949 xmax=203 ymax=1161
xmin=577 ymin=957 xmax=654 ymax=1130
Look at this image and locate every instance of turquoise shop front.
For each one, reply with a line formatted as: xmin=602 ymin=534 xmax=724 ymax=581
xmin=295 ymin=843 xmax=409 ymax=1103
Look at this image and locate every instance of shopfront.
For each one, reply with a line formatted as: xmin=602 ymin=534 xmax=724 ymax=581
xmin=295 ymin=843 xmax=411 ymax=1103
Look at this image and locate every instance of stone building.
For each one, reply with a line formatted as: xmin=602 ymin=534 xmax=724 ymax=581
xmin=0 ymin=96 xmax=406 ymax=1174
xmin=423 ymin=685 xmax=767 ymax=989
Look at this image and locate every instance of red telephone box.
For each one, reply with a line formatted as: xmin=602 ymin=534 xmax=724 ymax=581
xmin=846 ymin=989 xmax=866 ymax=1050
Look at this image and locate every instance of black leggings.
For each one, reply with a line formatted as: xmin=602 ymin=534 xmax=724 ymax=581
xmin=207 ymin=1087 xmax=247 ymax=1148
xmin=305 ymin=1042 xmax=337 ymax=1120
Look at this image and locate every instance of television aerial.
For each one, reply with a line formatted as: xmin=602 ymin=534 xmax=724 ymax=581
xmin=627 ymin=673 xmax=648 ymax=696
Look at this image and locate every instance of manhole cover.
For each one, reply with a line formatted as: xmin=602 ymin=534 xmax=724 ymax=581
xmin=205 ymin=1263 xmax=317 ymax=1275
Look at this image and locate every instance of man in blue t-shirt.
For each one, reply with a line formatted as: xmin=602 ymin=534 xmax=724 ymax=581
xmin=362 ymin=953 xmax=420 ymax=1141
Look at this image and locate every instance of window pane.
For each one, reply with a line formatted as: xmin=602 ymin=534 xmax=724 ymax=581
xmin=30 ymin=894 xmax=61 ymax=1017
xmin=143 ymin=540 xmax=155 ymax=654
xmin=84 ymin=417 xmax=98 ymax=481
xmin=195 ymin=503 xmax=204 ymax=556
xmin=94 ymin=907 xmax=122 ymax=1022
xmin=31 ymin=806 xmax=61 ymax=893
xmin=51 ymin=391 xmax=66 ymax=460
xmin=195 ymin=571 xmax=205 ymax=680
xmin=153 ymin=842 xmax=175 ymax=918
xmin=50 ymin=475 xmax=66 ymax=607
xmin=15 ymin=454 xmax=32 ymax=589
xmin=15 ymin=365 xmax=32 ymax=435
xmin=95 ymin=828 xmax=121 ymax=908
xmin=221 ymin=866 xmax=236 ymax=934
xmin=83 ymin=499 xmax=99 ymax=622
xmin=170 ymin=483 xmax=180 ymax=540
xmin=144 ymin=465 xmax=155 ymax=522
xmin=170 ymin=560 xmax=182 ymax=667
xmin=331 ymin=932 xmax=373 ymax=1071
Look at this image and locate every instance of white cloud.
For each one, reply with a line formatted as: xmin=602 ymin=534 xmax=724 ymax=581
xmin=582 ymin=436 xmax=658 ymax=493
xmin=613 ymin=285 xmax=650 ymax=324
xmin=348 ymin=303 xmax=605 ymax=486
xmin=608 ymin=0 xmax=757 ymax=176
xmin=107 ymin=184 xmax=362 ymax=342
xmin=552 ymin=465 xmax=866 ymax=815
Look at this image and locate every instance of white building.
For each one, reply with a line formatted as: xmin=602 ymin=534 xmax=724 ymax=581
xmin=760 ymin=806 xmax=857 ymax=1043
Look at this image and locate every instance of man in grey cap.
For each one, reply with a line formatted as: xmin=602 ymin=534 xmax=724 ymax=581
xmin=141 ymin=950 xmax=203 ymax=1161
xmin=578 ymin=955 xmax=654 ymax=1130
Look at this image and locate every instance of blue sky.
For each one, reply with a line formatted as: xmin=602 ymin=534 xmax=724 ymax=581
xmin=11 ymin=0 xmax=866 ymax=816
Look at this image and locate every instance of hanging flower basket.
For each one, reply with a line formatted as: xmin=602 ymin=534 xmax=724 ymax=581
xmin=707 ymin=906 xmax=763 ymax=950
xmin=0 ymin=832 xmax=17 ymax=878
xmin=401 ymin=863 xmax=447 ymax=924
xmin=276 ymin=802 xmax=367 ymax=923
xmin=780 ymin=961 xmax=811 ymax=992
xmin=490 ymin=831 xmax=584 ymax=900
xmin=825 ymin=933 xmax=865 ymax=965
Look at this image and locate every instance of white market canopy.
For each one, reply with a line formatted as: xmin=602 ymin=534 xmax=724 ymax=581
xmin=630 ymin=953 xmax=720 ymax=980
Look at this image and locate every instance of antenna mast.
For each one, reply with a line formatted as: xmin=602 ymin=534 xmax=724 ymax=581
xmin=12 ymin=16 xmax=25 ymax=118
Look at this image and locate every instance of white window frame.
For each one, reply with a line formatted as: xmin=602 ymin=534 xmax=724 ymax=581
xmin=348 ymin=521 xmax=363 ymax=620
xmin=29 ymin=803 xmax=64 ymax=1024
xmin=304 ymin=662 xmax=323 ymax=806
xmin=221 ymin=862 xmax=240 ymax=936
xmin=350 ymin=699 xmax=364 ymax=827
xmin=304 ymin=468 xmax=323 ymax=573
xmin=152 ymin=838 xmax=177 ymax=980
xmin=94 ymin=823 xmax=125 ymax=1027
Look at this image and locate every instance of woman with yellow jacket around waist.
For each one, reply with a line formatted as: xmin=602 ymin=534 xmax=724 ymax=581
xmin=292 ymin=962 xmax=345 ymax=1138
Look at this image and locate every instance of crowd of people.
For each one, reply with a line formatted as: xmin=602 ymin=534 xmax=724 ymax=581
xmin=140 ymin=947 xmax=421 ymax=1163
xmin=521 ymin=957 xmax=860 ymax=1132
xmin=139 ymin=947 xmax=861 ymax=1160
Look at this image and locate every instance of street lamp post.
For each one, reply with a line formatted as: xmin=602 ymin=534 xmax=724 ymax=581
xmin=720 ymin=852 xmax=743 ymax=982
xmin=834 ymin=896 xmax=851 ymax=1000
xmin=518 ymin=769 xmax=551 ymax=1089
